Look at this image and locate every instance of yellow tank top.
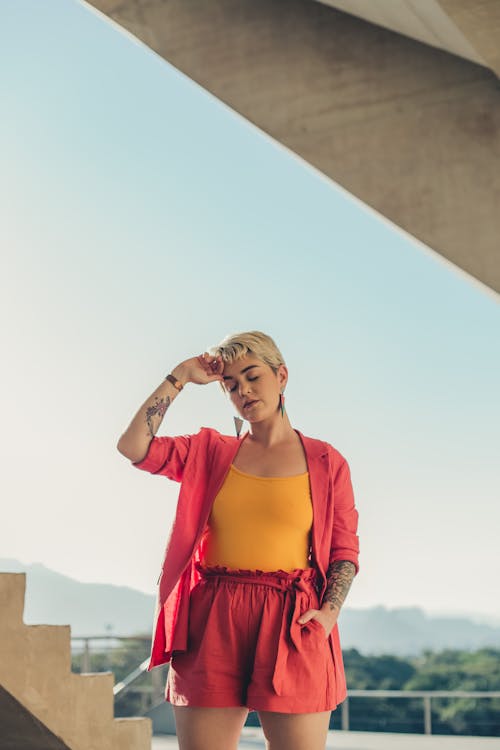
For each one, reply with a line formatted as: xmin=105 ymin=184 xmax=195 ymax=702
xmin=201 ymin=464 xmax=313 ymax=572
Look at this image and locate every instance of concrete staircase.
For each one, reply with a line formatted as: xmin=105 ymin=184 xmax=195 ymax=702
xmin=0 ymin=572 xmax=152 ymax=750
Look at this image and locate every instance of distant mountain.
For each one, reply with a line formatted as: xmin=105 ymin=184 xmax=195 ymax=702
xmin=338 ymin=605 xmax=500 ymax=656
xmin=1 ymin=559 xmax=499 ymax=655
xmin=0 ymin=558 xmax=153 ymax=638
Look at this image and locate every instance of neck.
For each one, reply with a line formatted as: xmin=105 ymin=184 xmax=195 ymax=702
xmin=245 ymin=414 xmax=295 ymax=449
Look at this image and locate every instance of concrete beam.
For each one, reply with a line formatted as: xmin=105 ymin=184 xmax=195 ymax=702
xmin=316 ymin=0 xmax=499 ymax=76
xmin=84 ymin=0 xmax=500 ymax=294
xmin=438 ymin=0 xmax=500 ymax=79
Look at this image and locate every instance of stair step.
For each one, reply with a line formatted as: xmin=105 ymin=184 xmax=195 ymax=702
xmin=67 ymin=671 xmax=115 ymax=727
xmin=0 ymin=573 xmax=27 ymax=629
xmin=112 ymin=716 xmax=152 ymax=750
xmin=0 ymin=623 xmax=72 ymax=689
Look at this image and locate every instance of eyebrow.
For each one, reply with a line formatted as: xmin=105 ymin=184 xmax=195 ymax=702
xmin=222 ymin=365 xmax=260 ymax=381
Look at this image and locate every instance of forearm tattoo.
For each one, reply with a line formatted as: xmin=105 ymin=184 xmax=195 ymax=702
xmin=145 ymin=396 xmax=171 ymax=438
xmin=322 ymin=560 xmax=356 ymax=613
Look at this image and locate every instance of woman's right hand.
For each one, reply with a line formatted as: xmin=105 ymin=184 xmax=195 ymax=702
xmin=177 ymin=353 xmax=225 ymax=386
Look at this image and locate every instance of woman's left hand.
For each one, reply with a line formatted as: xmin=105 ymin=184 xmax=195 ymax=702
xmin=297 ymin=607 xmax=339 ymax=638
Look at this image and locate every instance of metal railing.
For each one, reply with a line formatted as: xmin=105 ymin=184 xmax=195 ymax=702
xmin=70 ymin=636 xmax=500 ymax=736
xmin=341 ymin=689 xmax=500 ymax=735
xmin=71 ymin=634 xmax=151 ymax=678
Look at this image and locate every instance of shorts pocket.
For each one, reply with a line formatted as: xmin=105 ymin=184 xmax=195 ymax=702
xmin=306 ymin=617 xmax=329 ymax=640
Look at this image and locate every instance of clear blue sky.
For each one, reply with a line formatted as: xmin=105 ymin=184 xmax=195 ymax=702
xmin=1 ymin=0 xmax=499 ymax=624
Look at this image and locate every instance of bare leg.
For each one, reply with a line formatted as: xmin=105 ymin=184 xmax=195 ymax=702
xmin=257 ymin=710 xmax=331 ymax=750
xmin=172 ymin=705 xmax=250 ymax=750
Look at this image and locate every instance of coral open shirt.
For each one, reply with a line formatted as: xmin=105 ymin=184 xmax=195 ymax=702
xmin=131 ymin=426 xmax=360 ymax=707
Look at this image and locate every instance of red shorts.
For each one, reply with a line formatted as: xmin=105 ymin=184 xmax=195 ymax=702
xmin=166 ymin=562 xmax=336 ymax=714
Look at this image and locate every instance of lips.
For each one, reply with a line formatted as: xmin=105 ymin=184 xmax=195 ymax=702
xmin=244 ymin=400 xmax=258 ymax=409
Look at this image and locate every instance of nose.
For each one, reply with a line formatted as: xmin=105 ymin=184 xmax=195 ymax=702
xmin=238 ymin=383 xmax=254 ymax=399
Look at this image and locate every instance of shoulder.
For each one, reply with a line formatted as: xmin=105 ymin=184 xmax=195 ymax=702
xmin=197 ymin=426 xmax=237 ymax=442
xmin=299 ymin=429 xmax=348 ymax=473
xmin=326 ymin=442 xmax=348 ymax=466
xmin=196 ymin=426 xmax=241 ymax=452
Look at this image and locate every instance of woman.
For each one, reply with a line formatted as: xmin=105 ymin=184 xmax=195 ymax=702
xmin=117 ymin=330 xmax=360 ymax=750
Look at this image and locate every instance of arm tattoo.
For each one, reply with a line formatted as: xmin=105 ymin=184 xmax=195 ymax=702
xmin=322 ymin=560 xmax=356 ymax=613
xmin=145 ymin=396 xmax=171 ymax=438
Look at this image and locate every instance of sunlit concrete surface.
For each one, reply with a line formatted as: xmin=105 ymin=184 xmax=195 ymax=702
xmin=152 ymin=727 xmax=500 ymax=749
xmin=318 ymin=0 xmax=500 ymax=76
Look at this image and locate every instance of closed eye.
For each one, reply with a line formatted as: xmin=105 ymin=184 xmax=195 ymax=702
xmin=229 ymin=376 xmax=258 ymax=393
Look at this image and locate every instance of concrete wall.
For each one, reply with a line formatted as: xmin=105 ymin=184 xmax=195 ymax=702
xmin=0 ymin=572 xmax=152 ymax=750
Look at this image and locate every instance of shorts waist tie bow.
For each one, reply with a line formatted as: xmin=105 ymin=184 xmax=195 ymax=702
xmin=267 ymin=571 xmax=319 ymax=696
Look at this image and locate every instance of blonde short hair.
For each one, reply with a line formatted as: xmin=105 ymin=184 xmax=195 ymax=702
xmin=208 ymin=330 xmax=286 ymax=394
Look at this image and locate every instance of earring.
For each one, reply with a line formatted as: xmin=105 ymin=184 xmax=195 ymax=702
xmin=234 ymin=416 xmax=244 ymax=438
xmin=279 ymin=391 xmax=285 ymax=417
